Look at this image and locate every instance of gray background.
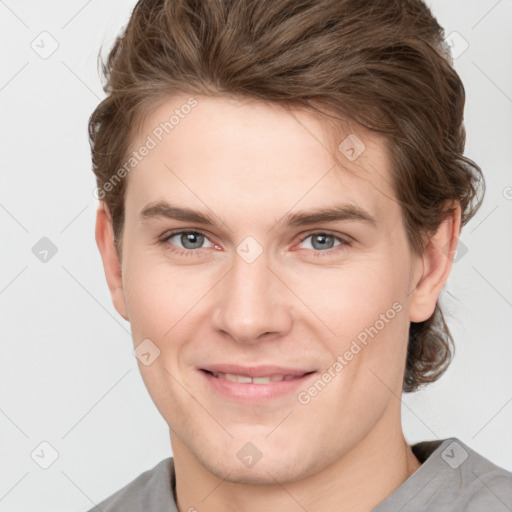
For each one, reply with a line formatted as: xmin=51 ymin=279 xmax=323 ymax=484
xmin=0 ymin=0 xmax=511 ymax=510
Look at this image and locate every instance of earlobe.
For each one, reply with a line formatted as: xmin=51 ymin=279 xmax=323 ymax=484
xmin=95 ymin=204 xmax=129 ymax=321
xmin=409 ymin=203 xmax=462 ymax=323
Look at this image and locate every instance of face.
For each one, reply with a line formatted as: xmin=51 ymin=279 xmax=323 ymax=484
xmin=98 ymin=93 xmax=438 ymax=485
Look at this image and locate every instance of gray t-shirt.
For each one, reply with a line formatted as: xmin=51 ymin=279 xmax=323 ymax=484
xmin=87 ymin=437 xmax=512 ymax=511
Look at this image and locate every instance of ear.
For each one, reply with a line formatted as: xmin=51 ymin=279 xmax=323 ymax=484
xmin=409 ymin=202 xmax=462 ymax=322
xmin=95 ymin=204 xmax=129 ymax=321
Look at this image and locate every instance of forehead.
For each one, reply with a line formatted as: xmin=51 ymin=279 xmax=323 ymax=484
xmin=125 ymin=94 xmax=398 ymax=227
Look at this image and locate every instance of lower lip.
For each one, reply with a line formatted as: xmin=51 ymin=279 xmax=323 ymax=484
xmin=199 ymin=370 xmax=317 ymax=403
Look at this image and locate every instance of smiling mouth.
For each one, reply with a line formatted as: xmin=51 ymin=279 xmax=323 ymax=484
xmin=202 ymin=369 xmax=313 ymax=384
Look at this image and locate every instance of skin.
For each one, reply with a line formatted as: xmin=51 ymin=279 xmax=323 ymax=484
xmin=96 ymin=93 xmax=460 ymax=512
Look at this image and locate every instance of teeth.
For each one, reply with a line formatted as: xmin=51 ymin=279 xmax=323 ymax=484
xmin=212 ymin=372 xmax=303 ymax=384
xmin=252 ymin=377 xmax=272 ymax=384
xmin=225 ymin=373 xmax=252 ymax=383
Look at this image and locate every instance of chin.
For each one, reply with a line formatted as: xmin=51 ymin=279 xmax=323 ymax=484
xmin=195 ymin=440 xmax=324 ymax=487
xmin=205 ymin=457 xmax=307 ymax=486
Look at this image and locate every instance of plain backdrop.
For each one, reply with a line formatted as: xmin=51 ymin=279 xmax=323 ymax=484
xmin=0 ymin=0 xmax=511 ymax=510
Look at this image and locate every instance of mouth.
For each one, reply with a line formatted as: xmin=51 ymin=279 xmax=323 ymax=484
xmin=198 ymin=365 xmax=317 ymax=402
xmin=201 ymin=369 xmax=313 ymax=384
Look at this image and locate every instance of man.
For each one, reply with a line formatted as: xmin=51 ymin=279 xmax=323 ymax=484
xmin=88 ymin=0 xmax=512 ymax=510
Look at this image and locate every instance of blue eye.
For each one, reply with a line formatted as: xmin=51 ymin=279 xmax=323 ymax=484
xmin=298 ymin=232 xmax=351 ymax=257
xmin=160 ymin=230 xmax=215 ymax=257
xmin=159 ymin=230 xmax=351 ymax=258
xmin=300 ymin=233 xmax=340 ymax=250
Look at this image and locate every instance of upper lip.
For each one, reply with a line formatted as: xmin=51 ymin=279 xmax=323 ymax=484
xmin=200 ymin=364 xmax=314 ymax=378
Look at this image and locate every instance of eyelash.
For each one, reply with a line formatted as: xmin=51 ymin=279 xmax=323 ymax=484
xmin=158 ymin=229 xmax=352 ymax=258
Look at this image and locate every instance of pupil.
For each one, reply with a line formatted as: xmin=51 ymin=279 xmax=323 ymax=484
xmin=313 ymin=234 xmax=333 ymax=250
xmin=182 ymin=232 xmax=203 ymax=249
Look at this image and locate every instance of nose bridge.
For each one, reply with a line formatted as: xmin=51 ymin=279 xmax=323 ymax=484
xmin=211 ymin=249 xmax=291 ymax=343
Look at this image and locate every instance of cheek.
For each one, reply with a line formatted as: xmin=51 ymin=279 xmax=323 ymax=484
xmin=287 ymin=256 xmax=407 ymax=336
xmin=121 ymin=260 xmax=202 ymax=417
xmin=123 ymin=271 xmax=172 ymax=341
xmin=122 ymin=254 xmax=219 ymax=348
xmin=121 ymin=251 xmax=182 ymax=341
xmin=292 ymin=258 xmax=409 ymax=390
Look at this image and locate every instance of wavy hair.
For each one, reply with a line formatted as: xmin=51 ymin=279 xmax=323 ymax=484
xmin=88 ymin=0 xmax=484 ymax=392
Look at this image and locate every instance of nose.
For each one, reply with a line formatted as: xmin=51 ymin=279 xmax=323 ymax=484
xmin=210 ymin=252 xmax=293 ymax=344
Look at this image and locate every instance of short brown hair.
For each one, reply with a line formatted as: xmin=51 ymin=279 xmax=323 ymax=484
xmin=88 ymin=0 xmax=484 ymax=392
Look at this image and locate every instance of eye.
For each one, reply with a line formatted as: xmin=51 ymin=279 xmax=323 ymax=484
xmin=297 ymin=232 xmax=351 ymax=256
xmin=160 ymin=230 xmax=215 ymax=256
xmin=158 ymin=229 xmax=352 ymax=258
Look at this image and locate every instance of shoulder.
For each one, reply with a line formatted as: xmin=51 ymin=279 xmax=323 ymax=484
xmin=373 ymin=438 xmax=512 ymax=512
xmin=85 ymin=457 xmax=176 ymax=512
xmin=449 ymin=439 xmax=512 ymax=511
xmin=416 ymin=438 xmax=512 ymax=511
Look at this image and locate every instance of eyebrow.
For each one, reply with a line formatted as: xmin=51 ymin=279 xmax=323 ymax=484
xmin=139 ymin=201 xmax=377 ymax=229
